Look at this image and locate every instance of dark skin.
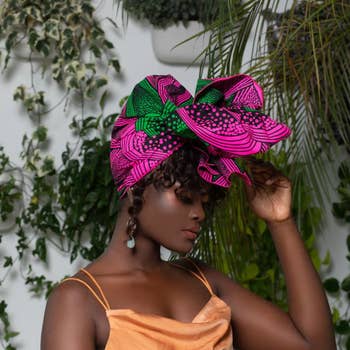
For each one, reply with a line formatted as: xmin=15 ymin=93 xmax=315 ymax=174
xmin=41 ymin=160 xmax=336 ymax=350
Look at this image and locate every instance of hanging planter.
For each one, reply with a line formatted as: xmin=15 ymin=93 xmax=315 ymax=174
xmin=151 ymin=21 xmax=210 ymax=65
xmin=116 ymin=0 xmax=218 ymax=65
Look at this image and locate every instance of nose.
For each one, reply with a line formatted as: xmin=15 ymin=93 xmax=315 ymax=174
xmin=189 ymin=198 xmax=206 ymax=223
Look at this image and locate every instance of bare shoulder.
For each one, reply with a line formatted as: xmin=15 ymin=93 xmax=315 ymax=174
xmin=46 ymin=273 xmax=93 ymax=310
xmin=41 ymin=274 xmax=96 ymax=350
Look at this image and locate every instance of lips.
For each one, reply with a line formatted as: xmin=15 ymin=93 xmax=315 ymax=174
xmin=182 ymin=227 xmax=201 ymax=240
xmin=183 ymin=226 xmax=201 ymax=234
xmin=182 ymin=230 xmax=198 ymax=240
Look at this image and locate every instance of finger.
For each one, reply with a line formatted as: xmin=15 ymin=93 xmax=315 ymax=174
xmin=245 ymin=159 xmax=279 ymax=176
xmin=250 ymin=164 xmax=284 ymax=180
xmin=244 ymin=180 xmax=257 ymax=201
xmin=252 ymin=175 xmax=290 ymax=196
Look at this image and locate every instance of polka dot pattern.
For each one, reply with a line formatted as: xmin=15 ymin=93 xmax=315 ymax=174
xmin=110 ymin=74 xmax=291 ymax=197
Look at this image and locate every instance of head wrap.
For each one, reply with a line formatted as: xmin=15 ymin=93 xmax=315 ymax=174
xmin=110 ymin=74 xmax=291 ymax=198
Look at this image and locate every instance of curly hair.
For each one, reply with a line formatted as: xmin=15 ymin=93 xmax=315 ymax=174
xmin=124 ymin=142 xmax=228 ymax=238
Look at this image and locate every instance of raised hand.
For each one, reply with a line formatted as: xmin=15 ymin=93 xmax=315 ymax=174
xmin=244 ymin=158 xmax=292 ymax=223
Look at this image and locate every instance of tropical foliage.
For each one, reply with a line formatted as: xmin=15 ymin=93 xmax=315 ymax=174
xmin=0 ymin=0 xmax=348 ymax=349
xmin=202 ymin=0 xmax=350 ymax=201
xmin=195 ymin=0 xmax=350 ymax=348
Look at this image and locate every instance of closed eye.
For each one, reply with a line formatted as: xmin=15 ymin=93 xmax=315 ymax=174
xmin=178 ymin=195 xmax=193 ymax=204
xmin=175 ymin=188 xmax=209 ymax=206
xmin=178 ymin=194 xmax=209 ymax=207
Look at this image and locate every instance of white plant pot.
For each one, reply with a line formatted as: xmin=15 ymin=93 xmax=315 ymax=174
xmin=151 ymin=21 xmax=210 ymax=65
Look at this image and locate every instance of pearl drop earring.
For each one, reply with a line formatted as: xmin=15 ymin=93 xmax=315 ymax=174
xmin=126 ymin=217 xmax=137 ymax=249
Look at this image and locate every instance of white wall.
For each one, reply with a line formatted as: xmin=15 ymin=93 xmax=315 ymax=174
xmin=0 ymin=3 xmax=201 ymax=349
xmin=0 ymin=2 xmax=348 ymax=349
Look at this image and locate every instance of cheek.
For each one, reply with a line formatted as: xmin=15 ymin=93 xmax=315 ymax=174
xmin=138 ymin=191 xmax=186 ymax=234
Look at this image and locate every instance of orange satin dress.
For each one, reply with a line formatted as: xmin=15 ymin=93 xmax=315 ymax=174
xmin=61 ymin=258 xmax=233 ymax=349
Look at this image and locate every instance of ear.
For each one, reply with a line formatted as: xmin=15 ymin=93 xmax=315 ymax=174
xmin=126 ymin=187 xmax=134 ymax=203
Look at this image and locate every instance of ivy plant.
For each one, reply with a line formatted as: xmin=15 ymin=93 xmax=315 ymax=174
xmin=322 ymin=159 xmax=350 ymax=349
xmin=0 ymin=1 xmax=121 ymax=349
xmin=117 ymin=0 xmax=220 ymax=29
xmin=0 ymin=0 xmax=120 ymax=90
xmin=0 ymin=1 xmax=341 ymax=349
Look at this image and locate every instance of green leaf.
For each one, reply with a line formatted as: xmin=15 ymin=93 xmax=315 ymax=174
xmin=103 ymin=39 xmax=114 ymax=49
xmin=321 ymin=250 xmax=331 ymax=266
xmin=119 ymin=95 xmax=128 ymax=108
xmin=5 ymin=344 xmax=17 ymax=350
xmin=3 ymin=256 xmax=13 ymax=267
xmin=109 ymin=59 xmax=120 ymax=73
xmin=332 ymin=202 xmax=345 ymax=219
xmin=13 ymin=85 xmax=26 ymax=101
xmin=26 ymin=5 xmax=42 ymax=21
xmin=95 ymin=77 xmax=108 ymax=89
xmin=332 ymin=307 xmax=340 ymax=323
xmin=335 ymin=320 xmax=350 ymax=335
xmin=5 ymin=31 xmax=18 ymax=51
xmin=310 ymin=248 xmax=321 ymax=271
xmin=32 ymin=237 xmax=47 ymax=262
xmin=39 ymin=156 xmax=55 ymax=177
xmin=339 ymin=161 xmax=350 ymax=181
xmin=99 ymin=90 xmax=108 ymax=110
xmin=305 ymin=233 xmax=315 ymax=249
xmin=28 ymin=30 xmax=40 ymax=47
xmin=323 ymin=278 xmax=340 ymax=293
xmin=36 ymin=39 xmax=50 ymax=56
xmin=346 ymin=336 xmax=350 ymax=350
xmin=90 ymin=45 xmax=101 ymax=58
xmin=65 ymin=76 xmax=79 ymax=90
xmin=86 ymin=191 xmax=98 ymax=203
xmin=4 ymin=331 xmax=19 ymax=342
xmin=33 ymin=126 xmax=48 ymax=142
xmin=241 ymin=263 xmax=259 ymax=281
xmin=256 ymin=219 xmax=266 ymax=234
xmin=45 ymin=19 xmax=60 ymax=41
xmin=341 ymin=275 xmax=350 ymax=292
xmin=266 ymin=268 xmax=275 ymax=283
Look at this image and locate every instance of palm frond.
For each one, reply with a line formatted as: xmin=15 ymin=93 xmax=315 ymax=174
xmin=193 ymin=1 xmax=349 ymax=297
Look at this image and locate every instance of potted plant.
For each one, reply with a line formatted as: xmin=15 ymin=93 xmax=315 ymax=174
xmin=117 ymin=0 xmax=219 ymax=64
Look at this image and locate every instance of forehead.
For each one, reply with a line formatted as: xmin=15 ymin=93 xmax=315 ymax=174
xmin=173 ymin=180 xmax=210 ymax=196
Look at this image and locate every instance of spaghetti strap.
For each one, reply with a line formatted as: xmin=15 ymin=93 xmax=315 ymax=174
xmin=170 ymin=257 xmax=214 ymax=295
xmin=80 ymin=268 xmax=111 ymax=310
xmin=60 ymin=277 xmax=109 ymax=311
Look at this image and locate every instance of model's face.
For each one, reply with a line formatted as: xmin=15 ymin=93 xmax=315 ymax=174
xmin=136 ymin=182 xmax=209 ymax=253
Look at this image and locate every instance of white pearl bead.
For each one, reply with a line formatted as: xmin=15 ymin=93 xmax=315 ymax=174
xmin=126 ymin=236 xmax=135 ymax=249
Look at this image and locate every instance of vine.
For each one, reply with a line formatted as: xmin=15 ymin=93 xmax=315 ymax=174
xmin=323 ymin=159 xmax=350 ymax=349
xmin=0 ymin=1 xmax=120 ymax=348
xmin=0 ymin=1 xmax=344 ymax=349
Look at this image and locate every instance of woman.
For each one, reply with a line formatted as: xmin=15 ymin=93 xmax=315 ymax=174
xmin=41 ymin=75 xmax=336 ymax=349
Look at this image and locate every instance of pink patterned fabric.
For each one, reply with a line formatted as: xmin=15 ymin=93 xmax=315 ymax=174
xmin=110 ymin=74 xmax=291 ymax=197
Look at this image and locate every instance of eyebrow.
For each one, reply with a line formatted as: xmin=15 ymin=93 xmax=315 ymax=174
xmin=199 ymin=188 xmax=209 ymax=196
xmin=199 ymin=192 xmax=209 ymax=202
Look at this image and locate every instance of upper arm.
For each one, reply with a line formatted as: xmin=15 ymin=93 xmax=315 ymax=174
xmin=195 ymin=260 xmax=310 ymax=350
xmin=41 ymin=280 xmax=95 ymax=350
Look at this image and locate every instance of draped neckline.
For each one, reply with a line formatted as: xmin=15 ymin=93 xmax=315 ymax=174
xmin=106 ymin=294 xmax=230 ymax=324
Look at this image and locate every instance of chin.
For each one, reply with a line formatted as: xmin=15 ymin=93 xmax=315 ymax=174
xmin=170 ymin=243 xmax=195 ymax=255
